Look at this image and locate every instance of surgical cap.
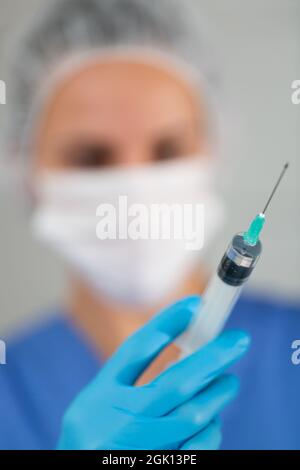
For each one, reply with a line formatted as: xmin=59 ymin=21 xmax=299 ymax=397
xmin=4 ymin=0 xmax=221 ymax=156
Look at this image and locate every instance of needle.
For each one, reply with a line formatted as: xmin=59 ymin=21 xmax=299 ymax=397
xmin=244 ymin=162 xmax=290 ymax=246
xmin=262 ymin=162 xmax=289 ymax=214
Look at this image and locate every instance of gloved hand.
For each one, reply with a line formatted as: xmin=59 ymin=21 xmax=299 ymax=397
xmin=57 ymin=295 xmax=250 ymax=450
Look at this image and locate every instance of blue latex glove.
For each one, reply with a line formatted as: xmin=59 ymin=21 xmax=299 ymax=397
xmin=57 ymin=296 xmax=250 ymax=450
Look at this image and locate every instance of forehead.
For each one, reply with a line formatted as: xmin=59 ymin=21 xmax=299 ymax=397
xmin=38 ymin=60 xmax=201 ymax=138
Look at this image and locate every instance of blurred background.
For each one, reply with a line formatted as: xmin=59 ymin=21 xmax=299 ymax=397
xmin=0 ymin=0 xmax=299 ymax=333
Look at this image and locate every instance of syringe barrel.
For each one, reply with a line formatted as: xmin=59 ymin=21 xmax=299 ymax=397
xmin=177 ymin=273 xmax=243 ymax=356
xmin=177 ymin=233 xmax=262 ymax=357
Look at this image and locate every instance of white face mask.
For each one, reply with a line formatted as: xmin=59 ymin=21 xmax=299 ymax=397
xmin=32 ymin=157 xmax=224 ymax=307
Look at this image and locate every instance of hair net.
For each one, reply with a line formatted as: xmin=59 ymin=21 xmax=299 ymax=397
xmin=4 ymin=0 xmax=222 ymax=157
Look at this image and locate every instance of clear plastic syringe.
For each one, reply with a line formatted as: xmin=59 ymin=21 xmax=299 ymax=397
xmin=177 ymin=163 xmax=289 ymax=358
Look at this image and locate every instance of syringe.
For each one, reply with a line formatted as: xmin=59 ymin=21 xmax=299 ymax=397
xmin=177 ymin=163 xmax=289 ymax=357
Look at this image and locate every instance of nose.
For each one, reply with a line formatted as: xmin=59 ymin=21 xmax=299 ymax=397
xmin=116 ymin=146 xmax=151 ymax=167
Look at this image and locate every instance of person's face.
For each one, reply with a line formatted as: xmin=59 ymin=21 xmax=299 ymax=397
xmin=34 ymin=60 xmax=210 ymax=171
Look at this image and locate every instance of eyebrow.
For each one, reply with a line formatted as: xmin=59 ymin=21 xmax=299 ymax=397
xmin=151 ymin=117 xmax=202 ymax=141
xmin=54 ymin=115 xmax=204 ymax=153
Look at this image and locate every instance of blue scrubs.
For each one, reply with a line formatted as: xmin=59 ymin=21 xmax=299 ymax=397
xmin=0 ymin=293 xmax=299 ymax=450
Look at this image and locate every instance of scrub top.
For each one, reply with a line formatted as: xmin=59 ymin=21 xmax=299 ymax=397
xmin=0 ymin=293 xmax=299 ymax=450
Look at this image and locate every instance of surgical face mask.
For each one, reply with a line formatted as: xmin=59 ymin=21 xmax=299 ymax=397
xmin=32 ymin=157 xmax=224 ymax=307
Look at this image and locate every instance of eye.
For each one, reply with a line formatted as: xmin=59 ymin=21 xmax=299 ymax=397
xmin=153 ymin=138 xmax=185 ymax=162
xmin=62 ymin=143 xmax=116 ymax=168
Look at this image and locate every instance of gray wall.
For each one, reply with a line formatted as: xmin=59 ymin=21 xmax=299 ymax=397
xmin=0 ymin=0 xmax=299 ymax=333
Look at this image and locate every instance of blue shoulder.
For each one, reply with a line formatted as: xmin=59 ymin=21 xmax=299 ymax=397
xmin=227 ymin=291 xmax=300 ymax=376
xmin=0 ymin=312 xmax=99 ymax=449
xmin=228 ymin=290 xmax=300 ymax=331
